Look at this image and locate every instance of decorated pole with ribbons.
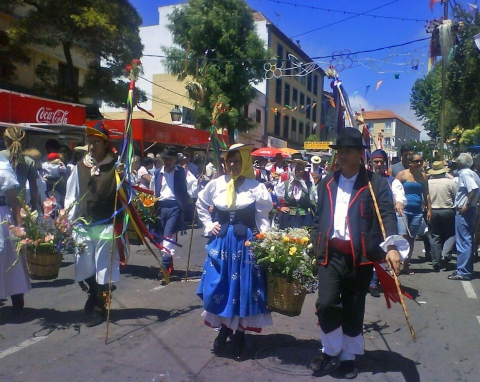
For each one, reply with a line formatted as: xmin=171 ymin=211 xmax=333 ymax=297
xmin=104 ymin=59 xmax=171 ymax=343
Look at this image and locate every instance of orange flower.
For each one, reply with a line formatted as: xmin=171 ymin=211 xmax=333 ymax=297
xmin=245 ymin=241 xmax=251 ymax=246
xmin=256 ymin=233 xmax=265 ymax=239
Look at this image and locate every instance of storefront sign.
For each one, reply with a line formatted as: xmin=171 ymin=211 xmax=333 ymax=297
xmin=0 ymin=90 xmax=86 ymax=125
xmin=304 ymin=141 xmax=332 ymax=150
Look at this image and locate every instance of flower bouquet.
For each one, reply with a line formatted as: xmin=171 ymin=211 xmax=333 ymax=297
xmin=9 ymin=195 xmax=84 ymax=280
xmin=128 ymin=192 xmax=158 ymax=245
xmin=251 ymin=227 xmax=317 ymax=316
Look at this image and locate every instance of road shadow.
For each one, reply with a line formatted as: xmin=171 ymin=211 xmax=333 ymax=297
xmin=121 ymin=264 xmax=161 ymax=280
xmin=353 ymin=349 xmax=420 ymax=381
xmin=31 ymin=278 xmax=76 ymax=288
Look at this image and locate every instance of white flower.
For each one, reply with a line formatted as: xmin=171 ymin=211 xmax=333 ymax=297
xmin=270 ymin=246 xmax=275 ymax=252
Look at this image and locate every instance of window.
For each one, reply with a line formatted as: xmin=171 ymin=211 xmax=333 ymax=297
xmin=307 ymin=73 xmax=312 ymax=92
xmin=368 ymin=122 xmax=374 ymax=132
xmin=255 ymin=109 xmax=261 ymax=123
xmin=284 ymin=83 xmax=291 ymax=106
xmin=286 ymin=51 xmax=291 ymax=71
xmin=292 ymin=88 xmax=298 ymax=108
xmin=243 ymin=105 xmax=249 ymax=118
xmin=291 ymin=117 xmax=297 ymax=140
xmin=275 ymin=79 xmax=282 ymax=104
xmin=300 ymin=93 xmax=305 ymax=113
xmin=283 ymin=116 xmax=289 ymax=139
xmin=312 ymin=101 xmax=317 ymax=122
xmin=305 ymin=122 xmax=310 ymax=137
xmin=385 ymin=137 xmax=391 ymax=149
xmin=385 ymin=121 xmax=392 ymax=132
xmin=300 ymin=74 xmax=306 ymax=85
xmin=306 ymin=97 xmax=311 ymax=119
xmin=277 ymin=43 xmax=283 ymax=68
xmin=299 ymin=121 xmax=304 ymax=136
xmin=313 ymin=75 xmax=318 ymax=96
xmin=274 ymin=113 xmax=281 ymax=135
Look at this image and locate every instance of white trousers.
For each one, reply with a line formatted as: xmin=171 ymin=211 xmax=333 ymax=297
xmin=74 ymin=224 xmax=120 ymax=285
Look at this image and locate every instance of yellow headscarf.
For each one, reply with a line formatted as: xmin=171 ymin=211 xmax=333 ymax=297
xmin=223 ymin=144 xmax=255 ymax=208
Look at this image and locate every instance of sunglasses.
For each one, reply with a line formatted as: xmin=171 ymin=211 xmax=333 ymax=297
xmin=411 ymin=159 xmax=424 ymax=164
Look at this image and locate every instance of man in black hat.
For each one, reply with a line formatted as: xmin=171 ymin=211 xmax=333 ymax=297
xmin=153 ymin=146 xmax=189 ymax=275
xmin=310 ymin=128 xmax=407 ymax=379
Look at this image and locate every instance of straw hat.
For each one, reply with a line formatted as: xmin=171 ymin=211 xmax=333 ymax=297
xmin=427 ymin=161 xmax=448 ymax=175
xmin=311 ymin=155 xmax=321 ymax=164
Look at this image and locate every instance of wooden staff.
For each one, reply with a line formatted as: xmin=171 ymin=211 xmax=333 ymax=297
xmin=184 ymin=204 xmax=197 ymax=282
xmin=364 ymin=168 xmax=417 ymax=343
xmin=105 ymin=177 xmax=119 ymax=344
xmin=185 ymin=142 xmax=213 ymax=282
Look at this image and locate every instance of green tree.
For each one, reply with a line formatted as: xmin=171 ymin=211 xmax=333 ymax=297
xmin=410 ymin=5 xmax=480 ymax=139
xmin=4 ymin=0 xmax=144 ymax=107
xmin=162 ymin=0 xmax=269 ymax=136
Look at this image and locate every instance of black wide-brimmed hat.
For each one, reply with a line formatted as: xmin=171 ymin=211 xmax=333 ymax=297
xmin=329 ymin=128 xmax=369 ymax=150
xmin=161 ymin=145 xmax=178 ymax=158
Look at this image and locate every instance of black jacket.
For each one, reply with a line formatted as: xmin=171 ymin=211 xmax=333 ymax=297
xmin=310 ymin=167 xmax=398 ymax=266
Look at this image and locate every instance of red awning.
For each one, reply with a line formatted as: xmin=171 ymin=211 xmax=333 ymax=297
xmin=87 ymin=119 xmax=229 ymax=150
xmin=0 ymin=89 xmax=86 ymax=126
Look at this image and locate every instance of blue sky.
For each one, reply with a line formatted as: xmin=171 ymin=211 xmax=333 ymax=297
xmin=129 ymin=0 xmax=473 ymax=139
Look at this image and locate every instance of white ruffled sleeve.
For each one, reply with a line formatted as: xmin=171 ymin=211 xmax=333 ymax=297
xmin=196 ymin=179 xmax=219 ymax=236
xmin=65 ymin=165 xmax=79 ymax=221
xmin=0 ymin=159 xmax=19 ymax=193
xmin=255 ymin=183 xmax=273 ymax=233
xmin=392 ymin=178 xmax=407 ymax=206
xmin=274 ymin=180 xmax=286 ymax=200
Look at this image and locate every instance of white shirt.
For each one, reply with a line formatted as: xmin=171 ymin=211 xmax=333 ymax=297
xmin=332 ymin=173 xmax=358 ymax=240
xmin=196 ymin=176 xmax=272 ymax=236
xmin=157 ymin=166 xmax=176 ymax=201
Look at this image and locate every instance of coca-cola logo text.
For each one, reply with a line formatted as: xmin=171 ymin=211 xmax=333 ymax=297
xmin=36 ymin=107 xmax=69 ymax=124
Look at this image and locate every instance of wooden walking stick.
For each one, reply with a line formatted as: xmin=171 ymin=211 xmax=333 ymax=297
xmin=105 ymin=178 xmax=119 ymax=345
xmin=184 ymin=204 xmax=197 ymax=282
xmin=364 ymin=169 xmax=417 ymax=343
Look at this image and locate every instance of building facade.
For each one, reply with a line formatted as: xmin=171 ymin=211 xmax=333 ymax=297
xmin=363 ymin=110 xmax=421 ymax=159
xmin=103 ymin=6 xmax=324 ymax=149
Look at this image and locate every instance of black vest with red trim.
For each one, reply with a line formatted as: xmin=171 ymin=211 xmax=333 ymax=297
xmin=76 ymin=159 xmax=123 ymax=224
xmin=310 ymin=167 xmax=397 ymax=266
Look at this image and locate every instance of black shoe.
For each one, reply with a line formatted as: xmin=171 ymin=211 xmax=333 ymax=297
xmin=310 ymin=352 xmax=341 ymax=375
xmin=338 ymin=360 xmax=359 ymax=379
xmin=433 ymin=263 xmax=441 ymax=272
xmin=441 ymin=256 xmax=451 ymax=264
xmin=213 ymin=326 xmax=233 ymax=354
xmin=85 ymin=307 xmax=105 ymax=328
xmin=369 ymin=287 xmax=380 ymax=298
xmin=231 ymin=330 xmax=246 ymax=361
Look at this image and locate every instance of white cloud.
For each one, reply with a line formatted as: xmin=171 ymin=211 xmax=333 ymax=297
xmin=348 ymin=95 xmax=374 ymax=113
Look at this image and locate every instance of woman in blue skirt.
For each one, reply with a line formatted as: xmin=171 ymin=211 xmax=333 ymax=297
xmin=196 ymin=143 xmax=273 ymax=360
xmin=274 ymin=158 xmax=316 ymax=229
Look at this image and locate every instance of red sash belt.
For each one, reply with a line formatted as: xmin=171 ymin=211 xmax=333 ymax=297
xmin=329 ymin=238 xmax=353 ymax=254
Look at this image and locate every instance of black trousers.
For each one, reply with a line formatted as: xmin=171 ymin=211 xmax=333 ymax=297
xmin=428 ymin=208 xmax=456 ymax=265
xmin=315 ymin=250 xmax=373 ymax=336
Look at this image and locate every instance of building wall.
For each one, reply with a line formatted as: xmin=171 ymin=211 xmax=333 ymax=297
xmin=365 ymin=117 xmax=420 ymax=157
xmin=265 ymin=30 xmax=324 ymax=149
xmin=0 ymin=8 xmax=93 ymax=104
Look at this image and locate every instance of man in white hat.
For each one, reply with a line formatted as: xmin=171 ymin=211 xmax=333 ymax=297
xmin=427 ymin=161 xmax=457 ymax=271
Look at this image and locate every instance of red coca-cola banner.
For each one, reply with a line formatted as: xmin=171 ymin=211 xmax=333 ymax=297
xmin=0 ymin=89 xmax=86 ymax=125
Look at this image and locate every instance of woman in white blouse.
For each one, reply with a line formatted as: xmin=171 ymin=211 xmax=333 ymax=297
xmin=196 ymin=143 xmax=273 ymax=360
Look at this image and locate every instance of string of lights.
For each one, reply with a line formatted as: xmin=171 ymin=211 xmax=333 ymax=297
xmin=290 ymin=0 xmax=400 ymax=38
xmin=264 ymin=0 xmax=428 ymax=23
xmin=142 ymin=36 xmax=430 ymax=63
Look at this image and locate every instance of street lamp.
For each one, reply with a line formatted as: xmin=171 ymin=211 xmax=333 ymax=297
xmin=170 ymin=105 xmax=183 ymax=123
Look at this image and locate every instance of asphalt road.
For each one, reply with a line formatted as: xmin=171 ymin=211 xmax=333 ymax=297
xmin=1 ymin=230 xmax=480 ymax=382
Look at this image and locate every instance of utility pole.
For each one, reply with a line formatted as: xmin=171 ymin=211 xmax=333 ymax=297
xmin=439 ymin=0 xmax=448 ymax=160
